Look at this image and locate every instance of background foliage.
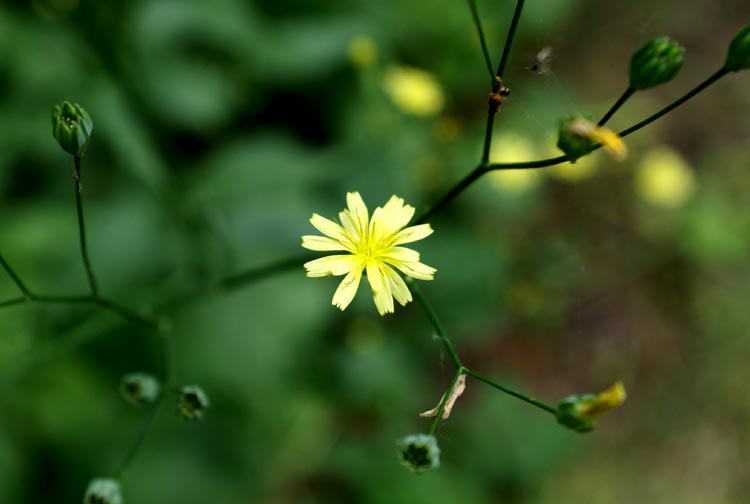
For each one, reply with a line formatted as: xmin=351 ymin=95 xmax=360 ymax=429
xmin=0 ymin=0 xmax=748 ymax=502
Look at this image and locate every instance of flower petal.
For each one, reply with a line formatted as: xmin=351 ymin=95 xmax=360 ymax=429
xmin=304 ymin=255 xmax=359 ymax=277
xmin=392 ymin=260 xmax=436 ymax=280
xmin=332 ymin=262 xmax=365 ymax=311
xmin=380 ymin=246 xmax=421 ymax=263
xmin=366 ymin=260 xmax=394 ymax=315
xmin=310 ymin=214 xmax=351 ymax=244
xmin=393 ymin=223 xmax=433 ymax=245
xmin=302 ymin=235 xmax=348 ymax=252
xmin=381 ymin=263 xmax=412 ymax=306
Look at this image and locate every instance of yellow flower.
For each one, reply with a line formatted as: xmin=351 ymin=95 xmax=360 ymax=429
xmin=566 ymin=119 xmax=628 ymax=160
xmin=487 ymin=133 xmax=543 ymax=193
xmin=635 ymin=146 xmax=696 ymax=208
xmin=302 ymin=192 xmax=436 ymax=315
xmin=579 ymin=381 xmax=627 ymax=420
xmin=382 ymin=65 xmax=445 ymax=117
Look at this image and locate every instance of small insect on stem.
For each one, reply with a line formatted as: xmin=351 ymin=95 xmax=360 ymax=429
xmin=489 ymin=76 xmax=511 ymax=114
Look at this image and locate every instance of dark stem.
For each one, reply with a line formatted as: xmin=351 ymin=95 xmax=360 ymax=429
xmin=598 ymin=87 xmax=635 ymax=126
xmin=466 ymin=0 xmax=494 ymax=80
xmin=463 ymin=369 xmax=557 ymax=415
xmin=410 ymin=282 xmax=462 ymax=369
xmin=0 ymin=297 xmax=27 ymax=308
xmin=415 ymin=166 xmax=485 ymax=224
xmin=495 ymin=0 xmax=526 ymax=79
xmin=216 ymin=254 xmax=308 ymax=291
xmin=73 ymin=155 xmax=99 ymax=297
xmin=114 ymin=398 xmax=163 ymax=479
xmin=0 ymin=254 xmax=33 ymax=298
xmin=427 ymin=368 xmax=465 ymax=435
xmin=619 ymin=67 xmax=729 ymax=138
xmin=480 ymin=113 xmax=496 ymax=166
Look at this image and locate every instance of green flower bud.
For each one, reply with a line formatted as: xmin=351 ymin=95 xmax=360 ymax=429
xmin=119 ymin=372 xmax=160 ymax=406
xmin=396 ymin=433 xmax=440 ymax=473
xmin=629 ymin=36 xmax=685 ymax=90
xmin=177 ymin=385 xmax=209 ymax=421
xmin=725 ymin=25 xmax=750 ymax=72
xmin=51 ymin=101 xmax=93 ymax=157
xmin=83 ymin=478 xmax=122 ymax=504
xmin=556 ymin=381 xmax=627 ymax=433
xmin=556 ymin=114 xmax=596 ymax=161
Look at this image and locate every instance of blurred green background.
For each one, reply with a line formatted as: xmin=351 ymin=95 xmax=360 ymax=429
xmin=1 ymin=0 xmax=749 ymax=502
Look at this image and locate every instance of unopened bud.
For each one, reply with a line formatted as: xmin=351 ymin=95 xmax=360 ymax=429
xmin=52 ymin=101 xmax=93 ymax=157
xmin=397 ymin=433 xmax=440 ymax=473
xmin=83 ymin=478 xmax=122 ymax=504
xmin=629 ymin=36 xmax=685 ymax=90
xmin=725 ymin=25 xmax=750 ymax=72
xmin=556 ymin=381 xmax=627 ymax=433
xmin=119 ymin=373 xmax=160 ymax=406
xmin=177 ymin=385 xmax=209 ymax=421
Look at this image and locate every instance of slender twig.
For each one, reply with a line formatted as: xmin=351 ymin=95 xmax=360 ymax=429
xmin=409 ymin=282 xmax=462 ymax=369
xmin=0 ymin=297 xmax=27 ymax=308
xmin=466 ymin=0 xmax=494 ymax=80
xmin=415 ymin=166 xmax=485 ymax=225
xmin=427 ymin=368 xmax=465 ymax=435
xmin=114 ymin=397 xmax=163 ymax=479
xmin=463 ymin=368 xmax=557 ymax=415
xmin=73 ymin=155 xmax=99 ymax=297
xmin=619 ymin=67 xmax=729 ymax=138
xmin=0 ymin=254 xmax=32 ymax=298
xmin=495 ymin=0 xmax=525 ymax=80
xmin=598 ymin=87 xmax=635 ymax=126
xmin=216 ymin=254 xmax=308 ymax=292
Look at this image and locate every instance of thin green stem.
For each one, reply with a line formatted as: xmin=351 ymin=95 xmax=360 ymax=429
xmin=33 ymin=294 xmax=92 ymax=303
xmin=409 ymin=282 xmax=462 ymax=369
xmin=427 ymin=367 xmax=465 ymax=435
xmin=216 ymin=254 xmax=308 ymax=292
xmin=480 ymin=114 xmax=496 ymax=166
xmin=598 ymin=87 xmax=635 ymax=126
xmin=96 ymin=297 xmax=157 ymax=328
xmin=0 ymin=254 xmax=33 ymax=298
xmin=495 ymin=0 xmax=525 ymax=79
xmin=415 ymin=166 xmax=485 ymax=225
xmin=619 ymin=67 xmax=729 ymax=138
xmin=114 ymin=397 xmax=163 ymax=479
xmin=73 ymin=155 xmax=99 ymax=297
xmin=466 ymin=0 xmax=494 ymax=80
xmin=0 ymin=297 xmax=27 ymax=308
xmin=463 ymin=368 xmax=557 ymax=415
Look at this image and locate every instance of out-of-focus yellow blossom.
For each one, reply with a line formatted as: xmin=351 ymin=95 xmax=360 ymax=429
xmin=635 ymin=146 xmax=696 ymax=208
xmin=302 ymin=192 xmax=436 ymax=316
xmin=347 ymin=36 xmax=377 ymax=68
xmin=382 ymin=65 xmax=445 ymax=117
xmin=487 ymin=133 xmax=543 ymax=193
xmin=566 ymin=119 xmax=627 ymax=160
xmin=556 ymin=381 xmax=627 ymax=433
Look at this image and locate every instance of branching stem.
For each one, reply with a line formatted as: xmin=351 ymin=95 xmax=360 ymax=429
xmin=74 ymin=155 xmax=100 ymax=297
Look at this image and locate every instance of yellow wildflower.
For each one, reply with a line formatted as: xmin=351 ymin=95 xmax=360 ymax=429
xmin=635 ymin=146 xmax=696 ymax=208
xmin=382 ymin=65 xmax=445 ymax=117
xmin=566 ymin=118 xmax=628 ymax=160
xmin=488 ymin=133 xmax=543 ymax=193
xmin=302 ymin=192 xmax=436 ymax=315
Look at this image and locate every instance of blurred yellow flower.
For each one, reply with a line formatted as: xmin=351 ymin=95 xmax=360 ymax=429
xmin=579 ymin=381 xmax=627 ymax=420
xmin=566 ymin=119 xmax=627 ymax=160
xmin=487 ymin=133 xmax=543 ymax=193
xmin=302 ymin=192 xmax=436 ymax=315
xmin=635 ymin=146 xmax=696 ymax=208
xmin=347 ymin=35 xmax=377 ymax=68
xmin=382 ymin=65 xmax=445 ymax=117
